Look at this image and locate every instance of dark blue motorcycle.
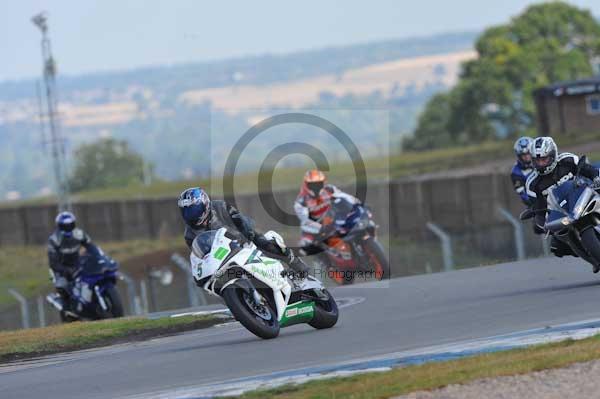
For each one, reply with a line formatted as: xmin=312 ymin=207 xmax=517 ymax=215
xmin=522 ymin=156 xmax=600 ymax=271
xmin=47 ymin=251 xmax=124 ymax=322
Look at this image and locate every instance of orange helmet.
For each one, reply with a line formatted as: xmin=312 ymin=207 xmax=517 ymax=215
xmin=302 ymin=169 xmax=326 ymax=197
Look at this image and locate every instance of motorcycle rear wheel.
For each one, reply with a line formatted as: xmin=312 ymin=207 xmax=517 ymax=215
xmin=308 ymin=289 xmax=339 ymax=329
xmin=222 ymin=282 xmax=280 ymax=339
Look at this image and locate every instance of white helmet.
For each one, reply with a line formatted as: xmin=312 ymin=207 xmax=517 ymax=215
xmin=513 ymin=136 xmax=533 ymax=167
xmin=531 ymin=137 xmax=558 ymax=175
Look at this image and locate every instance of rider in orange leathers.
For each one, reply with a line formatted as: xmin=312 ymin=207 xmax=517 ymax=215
xmin=293 ymin=170 xmax=359 ymax=253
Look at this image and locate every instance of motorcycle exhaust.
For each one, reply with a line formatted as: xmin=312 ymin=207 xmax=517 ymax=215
xmin=46 ymin=294 xmax=63 ymax=311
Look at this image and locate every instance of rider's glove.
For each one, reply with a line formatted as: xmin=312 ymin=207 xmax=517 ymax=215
xmin=246 ymin=230 xmax=256 ymax=242
xmin=284 ymin=247 xmax=295 ymax=263
xmin=288 ymin=252 xmax=310 ymax=278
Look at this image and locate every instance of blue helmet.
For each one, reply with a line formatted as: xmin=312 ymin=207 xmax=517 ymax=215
xmin=513 ymin=136 xmax=533 ymax=167
xmin=55 ymin=211 xmax=76 ymax=236
xmin=178 ymin=188 xmax=211 ymax=228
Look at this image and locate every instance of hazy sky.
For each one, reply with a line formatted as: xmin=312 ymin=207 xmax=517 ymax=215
xmin=2 ymin=0 xmax=599 ymax=82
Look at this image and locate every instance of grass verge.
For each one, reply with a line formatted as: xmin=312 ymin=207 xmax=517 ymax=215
xmin=233 ymin=334 xmax=600 ymax=399
xmin=0 ymin=314 xmax=219 ymax=363
xmin=12 ymin=133 xmax=600 ymax=205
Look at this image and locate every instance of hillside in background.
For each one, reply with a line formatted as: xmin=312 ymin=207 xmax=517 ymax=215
xmin=0 ymin=31 xmax=477 ymax=200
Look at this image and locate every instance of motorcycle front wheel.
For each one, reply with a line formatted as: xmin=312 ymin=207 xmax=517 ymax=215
xmin=581 ymin=228 xmax=600 ymax=267
xmin=104 ymin=285 xmax=124 ymax=318
xmin=222 ymin=282 xmax=280 ymax=339
xmin=95 ymin=285 xmax=124 ymax=319
xmin=308 ymin=289 xmax=339 ymax=329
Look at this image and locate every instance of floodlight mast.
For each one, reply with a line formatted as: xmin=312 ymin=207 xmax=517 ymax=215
xmin=32 ymin=12 xmax=71 ymax=212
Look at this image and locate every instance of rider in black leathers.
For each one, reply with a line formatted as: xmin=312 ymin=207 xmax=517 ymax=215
xmin=48 ymin=212 xmax=101 ymax=309
xmin=526 ymin=137 xmax=600 ymax=268
xmin=178 ymin=188 xmax=309 ymax=280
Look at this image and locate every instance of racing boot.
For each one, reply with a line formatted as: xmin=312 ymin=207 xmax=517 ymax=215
xmin=59 ymin=290 xmax=81 ymax=319
xmin=286 ymin=249 xmax=310 ymax=286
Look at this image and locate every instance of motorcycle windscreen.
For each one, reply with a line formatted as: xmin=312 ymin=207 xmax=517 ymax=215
xmin=78 ymin=254 xmax=116 ymax=276
xmin=192 ymin=230 xmax=218 ymax=258
xmin=332 ymin=201 xmax=362 ymax=233
xmin=548 ymin=180 xmax=587 ymax=217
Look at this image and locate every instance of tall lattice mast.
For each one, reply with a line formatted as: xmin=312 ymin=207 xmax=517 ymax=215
xmin=32 ymin=12 xmax=71 ymax=211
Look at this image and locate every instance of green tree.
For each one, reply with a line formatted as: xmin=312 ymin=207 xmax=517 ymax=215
xmin=69 ymin=138 xmax=149 ymax=192
xmin=407 ymin=2 xmax=600 ymax=150
xmin=403 ymin=93 xmax=454 ymax=150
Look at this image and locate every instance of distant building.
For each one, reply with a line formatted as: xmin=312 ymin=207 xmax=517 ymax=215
xmin=534 ymin=76 xmax=600 ymax=136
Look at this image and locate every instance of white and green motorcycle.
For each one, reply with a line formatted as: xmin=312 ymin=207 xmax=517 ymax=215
xmin=189 ymin=228 xmax=339 ymax=339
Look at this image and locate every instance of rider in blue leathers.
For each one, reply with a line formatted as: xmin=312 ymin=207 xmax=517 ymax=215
xmin=511 ymin=136 xmax=535 ymax=206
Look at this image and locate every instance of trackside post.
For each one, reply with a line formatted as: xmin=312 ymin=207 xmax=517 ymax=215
xmin=497 ymin=207 xmax=526 ymax=261
xmin=8 ymin=288 xmax=30 ymax=329
xmin=426 ymin=222 xmax=454 ymax=272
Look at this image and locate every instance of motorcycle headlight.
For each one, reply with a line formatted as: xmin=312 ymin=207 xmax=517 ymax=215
xmin=561 ymin=217 xmax=570 ymax=226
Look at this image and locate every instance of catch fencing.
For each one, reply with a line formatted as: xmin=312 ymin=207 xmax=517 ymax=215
xmin=0 ymin=172 xmax=524 ymax=246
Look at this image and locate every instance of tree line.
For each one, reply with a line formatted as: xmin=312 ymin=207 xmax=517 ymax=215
xmin=404 ymin=2 xmax=600 ymax=151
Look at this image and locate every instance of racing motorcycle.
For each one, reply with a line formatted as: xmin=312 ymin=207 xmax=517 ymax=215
xmin=47 ymin=251 xmax=124 ymax=322
xmin=521 ymin=156 xmax=600 ymax=271
xmin=309 ymin=197 xmax=388 ymax=284
xmin=189 ymin=228 xmax=339 ymax=339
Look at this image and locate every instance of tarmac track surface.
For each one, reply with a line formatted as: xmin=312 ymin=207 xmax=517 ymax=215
xmin=3 ymin=256 xmax=600 ymax=399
